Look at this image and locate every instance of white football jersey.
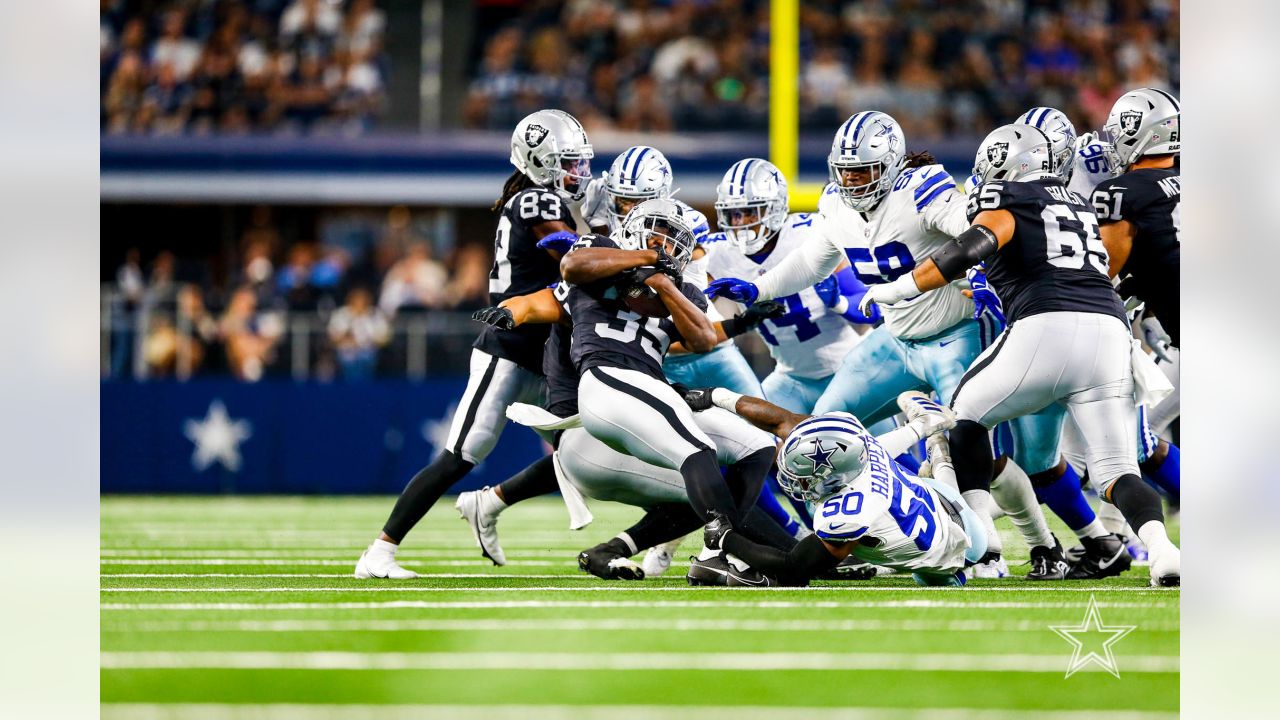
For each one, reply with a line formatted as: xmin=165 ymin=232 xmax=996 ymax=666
xmin=705 ymin=213 xmax=860 ymax=379
xmin=817 ymin=165 xmax=974 ymax=340
xmin=810 ymin=427 xmax=970 ymax=574
xmin=1066 ymin=135 xmax=1119 ymax=197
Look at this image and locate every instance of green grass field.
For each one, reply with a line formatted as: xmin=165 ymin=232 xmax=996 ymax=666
xmin=102 ymin=496 xmax=1178 ymax=719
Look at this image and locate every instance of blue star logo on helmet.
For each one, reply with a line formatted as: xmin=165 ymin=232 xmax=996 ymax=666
xmin=804 ymin=440 xmax=838 ymax=476
xmin=525 ymin=123 xmax=549 ymax=147
xmin=1119 ymin=110 xmax=1143 ymax=136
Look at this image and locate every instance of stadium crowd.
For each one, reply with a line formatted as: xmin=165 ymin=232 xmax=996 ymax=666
xmin=106 ymin=206 xmax=493 ymax=381
xmin=100 ymin=0 xmax=389 ymax=135
xmin=464 ymin=0 xmax=1179 ymax=138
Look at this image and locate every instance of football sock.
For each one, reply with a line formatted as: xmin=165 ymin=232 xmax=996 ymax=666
xmin=381 ymin=450 xmax=473 ymax=543
xmin=680 ymin=449 xmax=740 ymax=524
xmin=495 ymin=454 xmax=558 ymax=505
xmin=951 ymin=420 xmax=994 ymax=494
xmin=726 ymin=447 xmax=774 ymax=515
xmin=961 ymin=489 xmax=1003 ymax=555
xmin=990 ymin=460 xmax=1055 ymax=549
xmin=1097 ymin=501 xmax=1132 ymax=537
xmin=739 ymin=506 xmax=801 ymax=551
xmin=1109 ymin=474 xmax=1167 ymax=543
xmin=1141 ymin=442 xmax=1181 ymax=504
xmin=1030 ymin=464 xmax=1098 ymax=533
xmin=621 ymin=503 xmax=702 ymax=552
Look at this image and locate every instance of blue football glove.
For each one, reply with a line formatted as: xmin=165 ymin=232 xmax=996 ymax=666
xmin=537 ymin=231 xmax=578 ymax=255
xmin=705 ymin=277 xmax=760 ymax=305
xmin=812 ymin=275 xmax=841 ymax=308
xmin=966 ymin=267 xmax=1005 ymax=325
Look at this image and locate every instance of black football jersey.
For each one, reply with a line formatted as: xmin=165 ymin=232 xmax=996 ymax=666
xmin=562 ymin=234 xmax=708 ymax=381
xmin=543 ymin=285 xmax=579 ymax=421
xmin=967 ymin=179 xmax=1126 ymax=325
xmin=473 ymin=187 xmax=568 ymax=373
xmin=1091 ymin=168 xmax=1180 ymax=344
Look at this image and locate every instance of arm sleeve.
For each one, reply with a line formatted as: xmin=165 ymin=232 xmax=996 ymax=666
xmin=753 ymin=223 xmax=844 ymax=301
xmin=722 ymin=532 xmax=843 ymax=586
xmin=832 ymin=266 xmax=880 ymax=323
xmin=875 ymin=421 xmax=925 ymax=458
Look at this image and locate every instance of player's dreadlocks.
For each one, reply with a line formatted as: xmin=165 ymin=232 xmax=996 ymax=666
xmin=492 ymin=170 xmax=537 ymax=213
xmin=903 ymin=151 xmax=938 ymax=169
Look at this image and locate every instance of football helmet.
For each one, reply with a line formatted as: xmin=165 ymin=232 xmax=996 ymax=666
xmin=619 ymin=198 xmax=697 ymax=273
xmin=714 ymin=158 xmax=790 ymax=254
xmin=828 ymin=111 xmax=906 ymax=211
xmin=777 ymin=412 xmax=869 ymax=503
xmin=972 ymin=124 xmax=1059 ymax=185
xmin=1100 ymin=88 xmax=1181 ymax=171
xmin=1016 ymin=107 xmax=1077 ymax=182
xmin=604 ymin=146 xmax=674 ymax=230
xmin=510 ymin=109 xmax=594 ymax=201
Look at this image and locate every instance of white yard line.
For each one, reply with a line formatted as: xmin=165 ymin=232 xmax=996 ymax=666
xmin=101 ymin=599 xmax=1174 ymax=611
xmin=99 ymin=703 xmax=1177 ymax=720
xmin=102 ymin=617 xmax=1181 ymax=634
xmin=99 ymin=650 xmax=1179 ymax=674
xmin=102 ymin=573 xmax=587 ymax=579
xmin=100 ymin=558 xmax=579 ymax=566
xmin=99 ymin=585 xmax=1176 ymax=593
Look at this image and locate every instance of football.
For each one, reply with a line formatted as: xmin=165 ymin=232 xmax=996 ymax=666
xmin=623 ymin=279 xmax=671 ymax=318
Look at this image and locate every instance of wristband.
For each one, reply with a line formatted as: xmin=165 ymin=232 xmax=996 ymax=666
xmin=711 ymin=388 xmax=743 ymax=412
xmin=832 ymin=296 xmax=850 ymax=314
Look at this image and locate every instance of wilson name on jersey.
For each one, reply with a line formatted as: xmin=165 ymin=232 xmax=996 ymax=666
xmin=1091 ymin=168 xmax=1180 ymax=343
xmin=476 ymin=187 xmax=567 ymax=373
xmin=705 ymin=213 xmax=858 ymax=379
xmin=817 ymin=164 xmax=974 ymax=340
xmin=967 ymin=179 xmax=1126 ymax=326
xmin=562 ymin=234 xmax=708 ymax=381
xmin=811 ymin=428 xmax=968 ymax=574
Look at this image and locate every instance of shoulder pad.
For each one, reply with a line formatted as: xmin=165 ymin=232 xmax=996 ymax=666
xmin=897 ymin=164 xmax=959 ymax=213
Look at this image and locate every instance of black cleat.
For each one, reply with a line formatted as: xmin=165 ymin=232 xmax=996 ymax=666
xmin=1027 ymin=539 xmax=1070 ymax=581
xmin=577 ymin=540 xmax=645 ymax=581
xmin=686 ymin=553 xmax=775 ymax=587
xmin=1067 ymin=534 xmax=1133 ymax=580
xmin=817 ymin=556 xmax=879 ymax=581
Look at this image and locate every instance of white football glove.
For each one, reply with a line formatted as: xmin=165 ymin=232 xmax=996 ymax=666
xmin=858 ymin=274 xmax=921 ymax=318
xmin=580 ymin=175 xmax=610 ymax=230
xmin=1141 ymin=316 xmax=1173 ymax=363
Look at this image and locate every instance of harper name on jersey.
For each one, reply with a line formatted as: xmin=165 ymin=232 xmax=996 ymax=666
xmin=810 ymin=422 xmax=970 ymax=574
xmin=817 ymin=164 xmax=974 ymax=340
xmin=704 ymin=213 xmax=859 ymax=379
xmin=561 ymin=233 xmax=709 ymax=382
xmin=967 ymin=179 xmax=1126 ymax=326
xmin=477 ymin=187 xmax=567 ymax=373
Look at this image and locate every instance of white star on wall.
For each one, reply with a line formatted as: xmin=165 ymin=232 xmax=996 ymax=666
xmin=1050 ymin=594 xmax=1136 ymax=678
xmin=183 ymin=400 xmax=253 ymax=473
xmin=421 ymin=402 xmax=459 ymax=455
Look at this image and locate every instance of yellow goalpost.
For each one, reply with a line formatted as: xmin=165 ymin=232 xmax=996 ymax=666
xmin=769 ymin=0 xmax=825 ymax=210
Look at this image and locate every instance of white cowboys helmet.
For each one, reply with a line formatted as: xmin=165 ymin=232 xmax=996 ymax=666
xmin=778 ymin=413 xmax=869 ymax=503
xmin=828 ymin=111 xmax=906 ymax=211
xmin=714 ymin=158 xmax=790 ymax=254
xmin=604 ymin=146 xmax=674 ymax=230
xmin=619 ymin=198 xmax=697 ymax=273
xmin=972 ymin=123 xmax=1060 ymax=185
xmin=1016 ymin=107 xmax=1077 ymax=182
xmin=1101 ymin=88 xmax=1181 ymax=171
xmin=510 ymin=109 xmax=594 ymax=201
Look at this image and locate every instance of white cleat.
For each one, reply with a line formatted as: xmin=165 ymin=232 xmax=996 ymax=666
xmin=968 ymin=553 xmax=1010 ymax=579
xmin=455 ymin=487 xmax=506 ymax=566
xmin=354 ymin=542 xmax=419 ymax=579
xmin=642 ymin=538 xmax=684 ymax=577
xmin=896 ymin=391 xmax=957 ymax=437
xmin=1147 ymin=542 xmax=1180 ymax=587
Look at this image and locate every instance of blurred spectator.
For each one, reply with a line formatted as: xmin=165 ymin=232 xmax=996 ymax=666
xmin=379 ymin=242 xmax=448 ymax=316
xmin=220 ymin=286 xmax=281 ymax=382
xmin=328 ymin=287 xmax=390 ymax=380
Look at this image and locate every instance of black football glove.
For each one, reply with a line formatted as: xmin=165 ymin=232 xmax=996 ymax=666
xmin=472 ymin=306 xmax=515 ymax=330
xmin=704 ymin=513 xmax=732 ymax=551
xmin=673 ymin=384 xmax=715 ymax=412
xmin=719 ymin=300 xmax=786 ymax=338
xmin=653 ymin=245 xmax=684 ymax=281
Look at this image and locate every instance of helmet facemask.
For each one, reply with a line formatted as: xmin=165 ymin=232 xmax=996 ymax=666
xmin=623 ymin=208 xmax=696 ymax=274
xmin=829 ymin=156 xmax=893 ymax=211
xmin=715 ymin=201 xmax=774 ymax=254
xmin=554 ymin=153 xmax=593 ymax=201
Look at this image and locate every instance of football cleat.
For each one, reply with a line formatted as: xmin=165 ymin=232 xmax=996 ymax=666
xmin=578 ymin=540 xmax=644 ymax=581
xmin=896 ymin=391 xmax=957 ymax=437
xmin=1147 ymin=542 xmax=1180 ymax=587
xmin=641 ymin=537 xmax=684 ymax=577
xmin=455 ymin=487 xmax=506 ymax=566
xmin=817 ymin=555 xmax=879 ymax=581
xmin=354 ymin=544 xmax=419 ymax=580
xmin=969 ymin=551 xmax=1009 ymax=579
xmin=1027 ymin=539 xmax=1070 ymax=581
xmin=686 ymin=552 xmax=775 ymax=587
xmin=1066 ymin=534 xmax=1132 ymax=580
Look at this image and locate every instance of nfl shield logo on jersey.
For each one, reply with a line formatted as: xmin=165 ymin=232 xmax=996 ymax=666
xmin=1119 ymin=110 xmax=1143 ymax=136
xmin=525 ymin=123 xmax=549 ymax=147
xmin=987 ymin=142 xmax=1009 ymax=166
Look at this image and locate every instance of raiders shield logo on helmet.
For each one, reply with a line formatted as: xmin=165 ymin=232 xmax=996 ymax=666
xmin=525 ymin=123 xmax=549 ymax=147
xmin=1119 ymin=110 xmax=1143 ymax=136
xmin=987 ymin=142 xmax=1009 ymax=166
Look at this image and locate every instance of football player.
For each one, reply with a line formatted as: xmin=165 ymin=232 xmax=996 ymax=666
xmin=706 ymin=111 xmax=1066 ymax=580
xmin=858 ymin=123 xmax=1181 ymax=586
xmin=355 ymin=109 xmax=592 ymax=579
xmin=680 ymin=387 xmax=981 ymax=586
